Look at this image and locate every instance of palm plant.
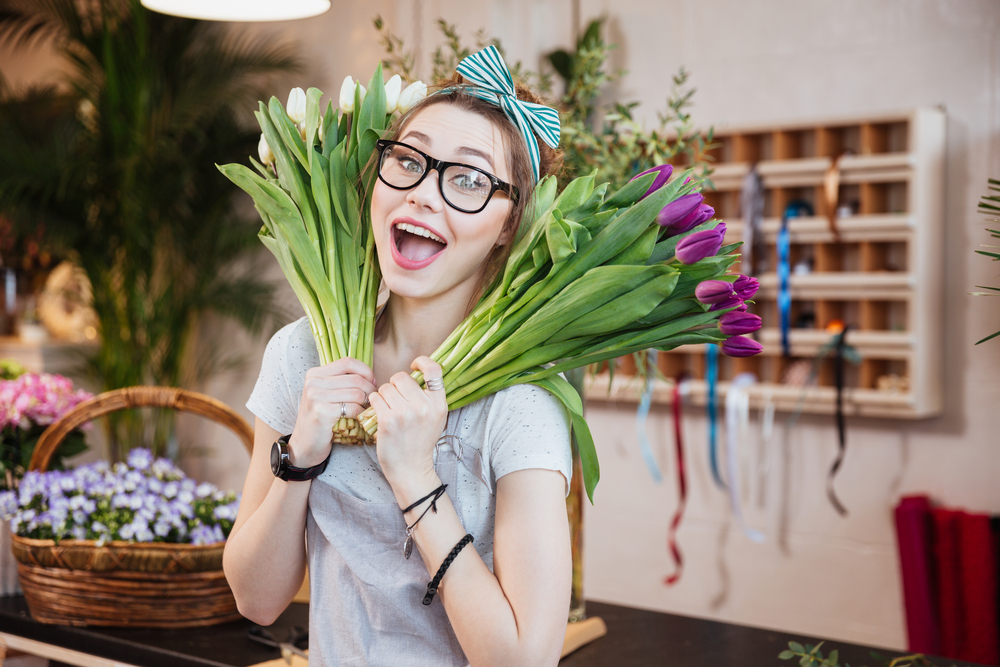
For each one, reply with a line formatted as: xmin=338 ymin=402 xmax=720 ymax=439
xmin=0 ymin=0 xmax=301 ymax=459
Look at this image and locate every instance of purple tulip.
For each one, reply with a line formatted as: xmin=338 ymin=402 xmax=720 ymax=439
xmin=709 ymin=295 xmax=746 ymax=312
xmin=695 ymin=280 xmax=735 ymax=305
xmin=657 ymin=193 xmax=703 ymax=229
xmin=718 ymin=311 xmax=762 ymax=336
xmin=733 ymin=275 xmax=759 ymax=300
xmin=675 ymin=227 xmax=725 ymax=264
xmin=721 ymin=335 xmax=763 ymax=357
xmin=631 ymin=164 xmax=674 ymax=199
xmin=671 ymin=204 xmax=716 ymax=235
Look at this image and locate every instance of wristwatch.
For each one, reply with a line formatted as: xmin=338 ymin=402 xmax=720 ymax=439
xmin=270 ymin=434 xmax=329 ymax=481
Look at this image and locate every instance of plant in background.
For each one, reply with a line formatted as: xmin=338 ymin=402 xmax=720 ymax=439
xmin=0 ymin=372 xmax=92 ymax=491
xmin=0 ymin=0 xmax=301 ymax=460
xmin=778 ymin=640 xmax=949 ymax=667
xmin=973 ymin=178 xmax=1000 ymax=344
xmin=0 ymin=448 xmax=238 ymax=545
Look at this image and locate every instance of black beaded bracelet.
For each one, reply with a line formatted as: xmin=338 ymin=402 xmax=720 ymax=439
xmin=422 ymin=534 xmax=474 ymax=606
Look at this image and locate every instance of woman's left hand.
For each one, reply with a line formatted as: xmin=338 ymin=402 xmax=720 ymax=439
xmin=368 ymin=356 xmax=448 ymax=490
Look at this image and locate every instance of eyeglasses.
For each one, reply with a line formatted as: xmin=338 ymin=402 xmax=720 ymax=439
xmin=376 ymin=140 xmax=519 ymax=214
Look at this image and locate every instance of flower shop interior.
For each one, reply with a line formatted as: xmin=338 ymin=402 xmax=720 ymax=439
xmin=0 ymin=0 xmax=998 ymax=666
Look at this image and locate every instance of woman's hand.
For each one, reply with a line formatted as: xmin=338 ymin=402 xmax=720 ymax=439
xmin=290 ymin=357 xmax=377 ymax=468
xmin=368 ymin=356 xmax=448 ymax=489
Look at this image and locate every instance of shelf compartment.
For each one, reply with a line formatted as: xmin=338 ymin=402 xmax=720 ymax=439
xmin=755 ymin=272 xmax=913 ymax=300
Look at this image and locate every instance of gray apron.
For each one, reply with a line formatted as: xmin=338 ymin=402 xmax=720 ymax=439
xmin=306 ymin=441 xmax=469 ymax=667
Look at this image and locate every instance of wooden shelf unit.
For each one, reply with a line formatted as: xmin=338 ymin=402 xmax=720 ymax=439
xmin=585 ymin=109 xmax=946 ymax=419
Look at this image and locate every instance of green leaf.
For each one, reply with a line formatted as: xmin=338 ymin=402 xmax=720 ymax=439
xmin=789 ymin=642 xmax=806 ymax=653
xmin=827 ymin=649 xmax=838 ymax=665
xmin=779 ymin=651 xmax=797 ymax=660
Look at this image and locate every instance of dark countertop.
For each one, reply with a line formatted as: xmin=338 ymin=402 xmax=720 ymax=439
xmin=0 ymin=595 xmax=982 ymax=667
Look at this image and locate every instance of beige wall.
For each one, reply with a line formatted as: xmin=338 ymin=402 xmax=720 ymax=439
xmin=4 ymin=0 xmax=1000 ymax=652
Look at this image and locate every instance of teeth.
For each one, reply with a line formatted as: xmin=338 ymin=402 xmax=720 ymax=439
xmin=395 ymin=222 xmax=446 ymax=245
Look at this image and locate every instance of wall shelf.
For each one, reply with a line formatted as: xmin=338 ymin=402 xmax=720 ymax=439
xmin=584 ymin=108 xmax=946 ymax=419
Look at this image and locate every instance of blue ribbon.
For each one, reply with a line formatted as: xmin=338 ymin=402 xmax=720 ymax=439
xmin=777 ymin=218 xmax=791 ymax=357
xmin=706 ymin=343 xmax=725 ymax=488
xmin=449 ymin=46 xmax=561 ymax=182
xmin=635 ymin=350 xmax=663 ymax=483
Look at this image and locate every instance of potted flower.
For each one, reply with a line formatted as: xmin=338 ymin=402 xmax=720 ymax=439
xmin=0 ymin=368 xmax=92 ymax=595
xmin=0 ymin=448 xmax=242 ymax=625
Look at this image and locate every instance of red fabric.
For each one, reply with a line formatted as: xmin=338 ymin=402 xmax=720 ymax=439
xmin=894 ymin=495 xmax=941 ymax=654
xmin=957 ymin=512 xmax=999 ymax=665
xmin=933 ymin=508 xmax=964 ymax=658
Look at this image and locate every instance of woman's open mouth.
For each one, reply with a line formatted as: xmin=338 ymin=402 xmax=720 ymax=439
xmin=390 ymin=220 xmax=448 ymax=270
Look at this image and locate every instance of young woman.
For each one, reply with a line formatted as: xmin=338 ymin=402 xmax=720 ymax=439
xmin=223 ymin=50 xmax=574 ymax=667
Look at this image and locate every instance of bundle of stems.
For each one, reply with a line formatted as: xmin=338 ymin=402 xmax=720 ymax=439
xmin=219 ymin=67 xmax=394 ymax=444
xmin=357 ymin=169 xmax=747 ymax=501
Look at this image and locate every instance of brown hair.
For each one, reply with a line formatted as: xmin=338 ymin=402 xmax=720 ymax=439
xmin=370 ymin=72 xmax=563 ymax=311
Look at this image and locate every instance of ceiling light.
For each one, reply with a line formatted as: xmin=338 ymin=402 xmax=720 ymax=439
xmin=140 ymin=0 xmax=331 ymax=22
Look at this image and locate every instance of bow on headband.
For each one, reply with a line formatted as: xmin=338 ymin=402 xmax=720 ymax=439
xmin=452 ymin=46 xmax=561 ymax=182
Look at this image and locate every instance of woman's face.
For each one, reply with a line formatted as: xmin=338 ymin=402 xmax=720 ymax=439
xmin=370 ymin=103 xmax=513 ymax=304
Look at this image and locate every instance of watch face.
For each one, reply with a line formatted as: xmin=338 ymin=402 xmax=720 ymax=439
xmin=270 ymin=440 xmax=282 ymax=477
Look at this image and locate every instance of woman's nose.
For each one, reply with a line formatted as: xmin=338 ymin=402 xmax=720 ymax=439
xmin=406 ymin=169 xmax=445 ymax=212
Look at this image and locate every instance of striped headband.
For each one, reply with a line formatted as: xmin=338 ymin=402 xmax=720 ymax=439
xmin=439 ymin=46 xmax=561 ymax=183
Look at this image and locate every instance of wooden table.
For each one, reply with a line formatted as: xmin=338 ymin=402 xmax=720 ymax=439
xmin=0 ymin=595 xmax=982 ymax=667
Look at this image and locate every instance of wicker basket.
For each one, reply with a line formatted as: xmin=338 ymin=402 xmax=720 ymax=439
xmin=12 ymin=386 xmax=254 ymax=628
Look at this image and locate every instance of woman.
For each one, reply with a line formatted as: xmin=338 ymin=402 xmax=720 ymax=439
xmin=224 ymin=49 xmax=573 ymax=667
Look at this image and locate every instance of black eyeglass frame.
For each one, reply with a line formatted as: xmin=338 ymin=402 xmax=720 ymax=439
xmin=375 ymin=139 xmax=519 ymax=214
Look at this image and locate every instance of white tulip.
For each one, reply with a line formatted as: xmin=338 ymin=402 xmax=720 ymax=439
xmin=286 ymin=87 xmax=307 ymax=123
xmin=358 ymin=83 xmax=367 ymax=108
xmin=258 ymin=133 xmax=274 ymax=166
xmin=339 ymin=76 xmax=355 ymax=114
xmin=396 ymin=81 xmax=427 ymax=114
xmin=384 ymin=75 xmax=402 ymax=114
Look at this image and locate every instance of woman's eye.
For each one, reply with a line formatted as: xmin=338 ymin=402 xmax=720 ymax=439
xmin=397 ymin=156 xmax=423 ymax=173
xmin=450 ymin=171 xmax=489 ymax=192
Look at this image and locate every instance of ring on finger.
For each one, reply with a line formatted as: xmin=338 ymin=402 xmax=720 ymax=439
xmin=340 ymin=402 xmax=347 ymax=419
xmin=425 ymin=377 xmax=445 ymax=392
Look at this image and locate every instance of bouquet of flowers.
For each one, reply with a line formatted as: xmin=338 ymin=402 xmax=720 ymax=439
xmin=218 ymin=66 xmax=422 ymax=444
xmin=0 ymin=448 xmax=239 ymax=546
xmin=0 ymin=371 xmax=93 ymax=490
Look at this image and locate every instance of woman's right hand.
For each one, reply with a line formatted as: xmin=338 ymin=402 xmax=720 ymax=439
xmin=289 ymin=357 xmax=377 ymax=467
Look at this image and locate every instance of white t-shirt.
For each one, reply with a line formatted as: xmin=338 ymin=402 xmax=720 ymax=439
xmin=246 ymin=316 xmax=573 ymax=570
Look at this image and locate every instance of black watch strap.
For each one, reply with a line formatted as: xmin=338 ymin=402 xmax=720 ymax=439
xmin=271 ymin=434 xmax=329 ymax=482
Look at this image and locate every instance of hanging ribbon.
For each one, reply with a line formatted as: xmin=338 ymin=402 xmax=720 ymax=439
xmin=777 ymin=216 xmax=792 ymax=357
xmin=452 ymin=46 xmax=561 ymax=182
xmin=664 ymin=376 xmax=688 ymax=586
xmin=756 ymin=389 xmax=775 ymax=509
xmin=706 ymin=343 xmax=724 ymax=488
xmin=740 ymin=165 xmax=765 ymax=275
xmin=827 ymin=327 xmax=850 ymax=516
xmin=636 ymin=350 xmax=663 ymax=483
xmin=725 ymin=373 xmax=766 ymax=543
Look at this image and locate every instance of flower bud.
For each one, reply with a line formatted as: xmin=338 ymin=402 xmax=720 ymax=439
xmin=339 ymin=76 xmax=356 ymax=114
xmin=675 ymin=227 xmax=724 ymax=264
xmin=718 ymin=311 xmax=762 ymax=336
xmin=397 ymin=81 xmax=427 ymax=114
xmin=258 ymin=133 xmax=274 ymax=166
xmin=695 ymin=280 xmax=735 ymax=305
xmin=721 ymin=335 xmax=763 ymax=357
xmin=709 ymin=295 xmax=745 ymax=312
xmin=672 ymin=204 xmax=715 ymax=235
xmin=733 ymin=275 xmax=759 ymax=300
xmin=286 ymin=87 xmax=306 ymax=124
xmin=631 ymin=164 xmax=673 ymax=200
xmin=384 ymin=74 xmax=402 ymax=114
xmin=657 ymin=193 xmax=703 ymax=230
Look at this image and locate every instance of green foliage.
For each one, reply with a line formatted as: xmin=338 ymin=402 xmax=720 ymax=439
xmin=973 ymin=178 xmax=1000 ymax=344
xmin=0 ymin=426 xmax=85 ymax=490
xmin=0 ymin=358 xmax=26 ymax=380
xmin=778 ymin=640 xmax=952 ymax=667
xmin=0 ymin=0 xmax=302 ymax=459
